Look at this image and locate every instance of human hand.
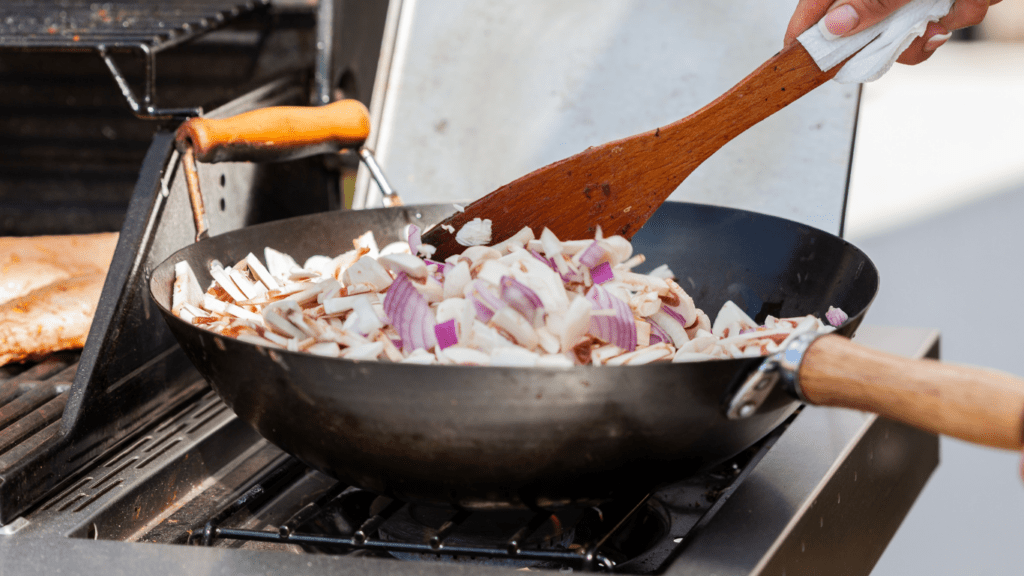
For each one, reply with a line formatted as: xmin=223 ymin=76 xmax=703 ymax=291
xmin=784 ymin=0 xmax=1003 ymax=65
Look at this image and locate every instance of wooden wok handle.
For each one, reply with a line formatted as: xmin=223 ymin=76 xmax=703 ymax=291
xmin=800 ymin=335 xmax=1024 ymax=450
xmin=175 ymin=99 xmax=371 ymax=164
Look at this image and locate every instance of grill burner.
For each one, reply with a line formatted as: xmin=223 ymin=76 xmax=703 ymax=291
xmin=181 ymin=428 xmax=778 ymax=573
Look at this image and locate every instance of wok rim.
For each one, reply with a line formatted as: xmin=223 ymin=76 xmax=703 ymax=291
xmin=148 ymin=201 xmax=875 ymax=374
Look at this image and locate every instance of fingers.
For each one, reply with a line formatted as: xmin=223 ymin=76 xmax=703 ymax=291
xmin=895 ymin=22 xmax=950 ymax=65
xmin=786 ymin=0 xmax=1001 ymax=66
xmin=939 ymin=0 xmax=993 ymax=33
xmin=785 ymin=0 xmax=835 ymax=46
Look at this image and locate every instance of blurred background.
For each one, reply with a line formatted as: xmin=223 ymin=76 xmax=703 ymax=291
xmin=847 ymin=5 xmax=1024 ymax=574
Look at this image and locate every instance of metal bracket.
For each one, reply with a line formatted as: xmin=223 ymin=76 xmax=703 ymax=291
xmin=97 ymin=45 xmax=203 ymax=120
xmin=359 ymin=148 xmax=403 ymax=207
xmin=726 ymin=332 xmax=823 ymax=420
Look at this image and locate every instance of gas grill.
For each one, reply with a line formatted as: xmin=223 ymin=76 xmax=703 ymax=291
xmin=0 ymin=1 xmax=938 ymax=574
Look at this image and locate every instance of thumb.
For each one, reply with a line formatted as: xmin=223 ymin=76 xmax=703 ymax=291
xmin=819 ymin=0 xmax=919 ymax=39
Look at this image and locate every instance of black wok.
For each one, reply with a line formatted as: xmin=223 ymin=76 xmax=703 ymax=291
xmin=150 ymin=201 xmax=881 ymax=509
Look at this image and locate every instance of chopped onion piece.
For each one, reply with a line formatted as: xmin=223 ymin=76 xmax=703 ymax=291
xmin=826 ymin=306 xmax=849 ymax=327
xmin=383 ymin=272 xmax=437 ymax=353
xmin=500 ymin=275 xmax=544 ymax=325
xmin=435 ymin=319 xmax=459 ymax=350
xmin=586 ymin=285 xmax=637 ymax=351
xmin=591 ymin=262 xmax=614 ymax=285
xmin=467 ymin=280 xmax=504 ymax=322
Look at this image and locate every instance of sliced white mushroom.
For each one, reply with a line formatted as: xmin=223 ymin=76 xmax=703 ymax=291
xmin=264 ymin=247 xmax=299 ymax=281
xmin=630 ymin=291 xmax=662 ymax=317
xmin=672 ymin=351 xmax=717 ymax=363
xmin=209 ymin=266 xmax=247 ymax=302
xmin=245 ymin=253 xmax=279 ymax=291
xmin=647 ymin=264 xmax=675 ymax=280
xmin=378 ymin=253 xmax=428 ymax=280
xmin=304 ymin=342 xmax=340 ymax=357
xmin=379 ymin=241 xmax=411 ymax=257
xmin=490 ymin=346 xmax=540 ymax=367
xmin=342 ymin=341 xmax=385 ymax=360
xmin=442 ymin=260 xmax=471 ymax=300
xmin=437 ymin=345 xmax=491 ymax=365
xmin=490 ymin=226 xmax=535 ymax=254
xmin=455 ymin=218 xmax=492 ymax=247
xmin=402 ymin=348 xmax=437 ymax=364
xmin=353 ymin=230 xmax=380 ymax=259
xmin=227 ymin=267 xmax=265 ymax=300
xmin=560 ymin=297 xmax=593 ymax=352
xmin=411 ymin=276 xmax=444 ymax=304
xmin=590 ymin=344 xmax=623 ymax=366
xmin=605 ymin=343 xmax=674 ymax=366
xmin=341 ymin=256 xmax=393 ymax=291
xmin=475 ymin=260 xmax=511 ymax=286
xmin=177 ymin=303 xmax=210 ymax=323
xmin=460 ymin=246 xmax=501 ymax=267
xmin=489 ymin=308 xmax=539 ymax=350
xmin=711 ymin=301 xmax=758 ymax=337
xmin=172 ymin=261 xmax=204 ymax=315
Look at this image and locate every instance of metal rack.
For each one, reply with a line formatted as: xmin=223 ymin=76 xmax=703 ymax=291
xmin=0 ymin=0 xmax=271 ymax=118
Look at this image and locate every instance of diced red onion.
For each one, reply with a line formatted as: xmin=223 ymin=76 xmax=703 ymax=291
xmin=661 ymin=306 xmax=689 ymax=328
xmin=383 ymin=272 xmax=437 ymax=353
xmin=468 ymin=280 xmax=504 ymax=322
xmin=590 ymin=261 xmax=614 ymax=284
xmin=530 ymin=250 xmax=556 ymax=271
xmin=826 ymin=306 xmax=849 ymax=327
xmin=586 ymin=285 xmax=637 ymax=351
xmin=648 ymin=319 xmax=671 ymax=346
xmin=578 ymin=240 xmax=609 ymax=269
xmin=434 ymin=319 xmax=458 ymax=350
xmin=408 ymin=225 xmax=422 ymax=257
xmin=500 ymin=275 xmax=544 ymax=323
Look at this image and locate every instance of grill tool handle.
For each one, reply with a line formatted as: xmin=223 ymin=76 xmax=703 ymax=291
xmin=800 ymin=335 xmax=1024 ymax=450
xmin=175 ymin=99 xmax=371 ymax=164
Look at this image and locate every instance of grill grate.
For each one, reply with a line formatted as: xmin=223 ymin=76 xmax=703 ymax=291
xmin=0 ymin=0 xmax=272 ymax=118
xmin=0 ymin=355 xmax=75 ymax=465
xmin=0 ymin=0 xmax=268 ymax=51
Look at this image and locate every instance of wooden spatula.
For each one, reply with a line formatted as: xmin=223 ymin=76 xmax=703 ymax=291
xmin=421 ymin=42 xmax=844 ymax=260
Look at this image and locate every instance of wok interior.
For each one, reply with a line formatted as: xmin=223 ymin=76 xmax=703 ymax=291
xmin=153 ymin=202 xmax=877 ymax=327
xmin=150 ymin=202 xmax=878 ymax=509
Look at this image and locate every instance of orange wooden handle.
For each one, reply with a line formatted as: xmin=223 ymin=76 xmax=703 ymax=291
xmin=800 ymin=335 xmax=1024 ymax=450
xmin=175 ymin=99 xmax=371 ymax=164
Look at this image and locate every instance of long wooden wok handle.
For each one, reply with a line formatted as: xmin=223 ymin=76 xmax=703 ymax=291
xmin=800 ymin=335 xmax=1024 ymax=450
xmin=175 ymin=99 xmax=371 ymax=164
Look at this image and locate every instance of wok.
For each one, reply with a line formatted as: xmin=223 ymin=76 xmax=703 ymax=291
xmin=151 ymin=201 xmax=880 ymax=509
xmin=154 ymin=96 xmax=1024 ymax=510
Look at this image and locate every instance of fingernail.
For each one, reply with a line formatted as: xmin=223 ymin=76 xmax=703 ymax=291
xmin=819 ymin=4 xmax=860 ymax=40
xmin=924 ymin=32 xmax=953 ymax=52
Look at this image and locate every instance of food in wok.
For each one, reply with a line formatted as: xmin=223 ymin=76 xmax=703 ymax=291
xmin=170 ymin=221 xmax=845 ymax=366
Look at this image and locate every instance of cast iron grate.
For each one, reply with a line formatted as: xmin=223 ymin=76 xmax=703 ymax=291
xmin=0 ymin=354 xmax=76 ymax=468
xmin=0 ymin=0 xmax=272 ymax=118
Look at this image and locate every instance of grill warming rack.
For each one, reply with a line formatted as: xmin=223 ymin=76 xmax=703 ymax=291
xmin=0 ymin=0 xmax=271 ymax=118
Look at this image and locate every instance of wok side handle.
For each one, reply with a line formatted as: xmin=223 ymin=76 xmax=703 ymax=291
xmin=799 ymin=334 xmax=1024 ymax=450
xmin=175 ymin=99 xmax=371 ymax=164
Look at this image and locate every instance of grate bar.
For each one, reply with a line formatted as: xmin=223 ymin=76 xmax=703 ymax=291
xmin=0 ymin=1 xmax=267 ymax=51
xmin=209 ymin=526 xmax=612 ymax=571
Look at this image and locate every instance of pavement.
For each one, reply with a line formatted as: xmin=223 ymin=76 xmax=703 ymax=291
xmin=843 ymin=41 xmax=1024 ymax=576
